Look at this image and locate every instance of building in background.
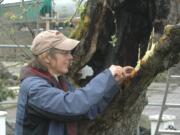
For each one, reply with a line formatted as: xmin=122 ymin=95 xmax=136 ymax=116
xmin=0 ymin=0 xmax=84 ymax=30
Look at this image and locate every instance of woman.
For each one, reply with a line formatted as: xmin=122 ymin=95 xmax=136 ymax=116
xmin=15 ymin=30 xmax=133 ymax=135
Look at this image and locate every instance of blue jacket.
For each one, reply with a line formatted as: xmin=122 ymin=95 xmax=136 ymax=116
xmin=15 ymin=68 xmax=119 ymax=135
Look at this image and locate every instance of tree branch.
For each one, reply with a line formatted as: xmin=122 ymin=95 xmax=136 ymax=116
xmin=0 ymin=0 xmax=4 ymax=4
xmin=69 ymin=0 xmax=109 ymax=78
xmin=123 ymin=23 xmax=180 ymax=108
xmin=78 ymin=23 xmax=180 ymax=135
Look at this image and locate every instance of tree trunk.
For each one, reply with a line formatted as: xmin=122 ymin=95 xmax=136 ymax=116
xmin=68 ymin=0 xmax=180 ymax=134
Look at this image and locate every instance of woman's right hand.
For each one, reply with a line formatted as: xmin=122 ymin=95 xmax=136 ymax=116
xmin=109 ymin=65 xmax=124 ymax=84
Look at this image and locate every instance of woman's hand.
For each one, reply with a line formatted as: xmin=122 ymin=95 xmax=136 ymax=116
xmin=109 ymin=65 xmax=124 ymax=84
xmin=109 ymin=65 xmax=134 ymax=85
xmin=122 ymin=66 xmax=134 ymax=80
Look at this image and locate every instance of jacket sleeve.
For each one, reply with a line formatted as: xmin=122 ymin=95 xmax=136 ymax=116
xmin=21 ymin=69 xmax=119 ymax=121
xmin=87 ymin=84 xmax=120 ymax=120
xmin=64 ymin=75 xmax=120 ymax=120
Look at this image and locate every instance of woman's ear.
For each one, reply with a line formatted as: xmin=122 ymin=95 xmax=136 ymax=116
xmin=39 ymin=52 xmax=51 ymax=64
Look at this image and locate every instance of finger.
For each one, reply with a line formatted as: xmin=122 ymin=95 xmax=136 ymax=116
xmin=123 ymin=71 xmax=132 ymax=76
xmin=115 ymin=75 xmax=124 ymax=84
xmin=123 ymin=66 xmax=134 ymax=74
xmin=123 ymin=70 xmax=134 ymax=79
xmin=114 ymin=67 xmax=123 ymax=76
xmin=123 ymin=66 xmax=134 ymax=71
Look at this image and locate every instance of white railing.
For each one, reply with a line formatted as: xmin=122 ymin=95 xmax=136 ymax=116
xmin=0 ymin=111 xmax=7 ymax=135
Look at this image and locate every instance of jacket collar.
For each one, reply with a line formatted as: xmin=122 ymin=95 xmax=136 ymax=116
xmin=20 ymin=65 xmax=68 ymax=91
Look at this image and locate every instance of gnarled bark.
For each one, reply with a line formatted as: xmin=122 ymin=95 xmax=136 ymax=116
xmin=76 ymin=24 xmax=180 ymax=135
xmin=68 ymin=0 xmax=180 ymax=134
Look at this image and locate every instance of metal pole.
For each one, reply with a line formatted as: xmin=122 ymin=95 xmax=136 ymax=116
xmin=136 ymin=123 xmax=140 ymax=135
xmin=154 ymin=70 xmax=170 ymax=135
xmin=36 ymin=10 xmax=40 ymax=36
xmin=45 ymin=13 xmax=50 ymax=30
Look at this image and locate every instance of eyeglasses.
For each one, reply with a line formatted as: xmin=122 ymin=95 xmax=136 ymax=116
xmin=54 ymin=49 xmax=72 ymax=55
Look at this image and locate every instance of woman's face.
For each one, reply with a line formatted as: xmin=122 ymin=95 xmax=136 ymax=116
xmin=48 ymin=49 xmax=73 ymax=75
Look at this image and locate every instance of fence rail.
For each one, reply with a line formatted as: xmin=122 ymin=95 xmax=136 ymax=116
xmin=148 ymin=103 xmax=180 ymax=108
xmin=0 ymin=45 xmax=30 ymax=48
xmin=159 ymin=130 xmax=180 ymax=134
xmin=0 ymin=44 xmax=31 ymax=61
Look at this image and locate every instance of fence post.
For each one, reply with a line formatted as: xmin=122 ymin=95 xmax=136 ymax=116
xmin=0 ymin=111 xmax=7 ymax=135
